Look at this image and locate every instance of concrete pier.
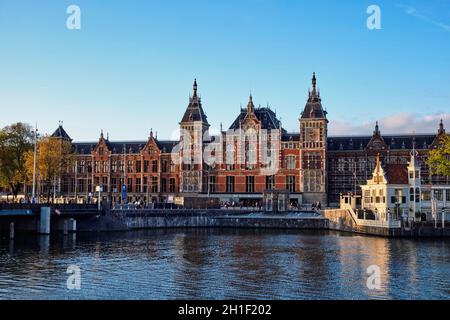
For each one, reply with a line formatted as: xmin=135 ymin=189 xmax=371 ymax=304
xmin=322 ymin=208 xmax=450 ymax=237
xmin=69 ymin=218 xmax=77 ymax=233
xmin=39 ymin=207 xmax=51 ymax=235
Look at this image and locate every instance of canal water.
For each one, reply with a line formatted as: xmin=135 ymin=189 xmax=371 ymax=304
xmin=0 ymin=229 xmax=448 ymax=300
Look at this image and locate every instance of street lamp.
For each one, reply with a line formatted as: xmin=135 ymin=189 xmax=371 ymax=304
xmin=96 ymin=185 xmax=103 ymax=211
xmin=31 ymin=123 xmax=38 ymax=204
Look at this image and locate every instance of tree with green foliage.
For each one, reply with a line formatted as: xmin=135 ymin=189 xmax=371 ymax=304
xmin=427 ymin=135 xmax=450 ymax=177
xmin=0 ymin=123 xmax=33 ymax=201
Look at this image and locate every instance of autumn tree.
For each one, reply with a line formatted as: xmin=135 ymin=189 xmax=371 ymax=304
xmin=25 ymin=135 xmax=72 ymax=203
xmin=0 ymin=123 xmax=33 ymax=201
xmin=427 ymin=135 xmax=450 ymax=177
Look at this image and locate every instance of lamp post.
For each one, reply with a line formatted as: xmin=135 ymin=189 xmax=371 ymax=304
xmin=431 ymin=194 xmax=437 ymax=229
xmin=31 ymin=123 xmax=38 ymax=204
xmin=96 ymin=185 xmax=102 ymax=212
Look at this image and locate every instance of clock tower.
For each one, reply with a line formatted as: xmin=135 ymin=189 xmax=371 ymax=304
xmin=179 ymin=79 xmax=210 ymax=193
xmin=299 ymin=73 xmax=328 ymax=204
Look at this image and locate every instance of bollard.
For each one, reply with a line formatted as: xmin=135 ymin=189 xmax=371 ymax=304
xmin=9 ymin=222 xmax=14 ymax=240
xmin=39 ymin=207 xmax=51 ymax=234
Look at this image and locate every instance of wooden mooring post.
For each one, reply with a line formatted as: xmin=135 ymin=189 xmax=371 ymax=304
xmin=9 ymin=222 xmax=14 ymax=240
xmin=63 ymin=219 xmax=68 ymax=235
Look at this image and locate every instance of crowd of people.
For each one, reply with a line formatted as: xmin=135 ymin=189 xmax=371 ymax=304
xmin=311 ymin=201 xmax=322 ymax=211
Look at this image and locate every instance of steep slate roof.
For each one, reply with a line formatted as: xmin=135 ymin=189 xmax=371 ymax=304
xmin=72 ymin=140 xmax=179 ymax=155
xmin=51 ymin=125 xmax=72 ymax=141
xmin=327 ymin=134 xmax=436 ymax=151
xmin=384 ymin=164 xmax=409 ymax=184
xmin=301 ymin=72 xmax=327 ymax=120
xmin=72 ymin=142 xmax=96 ymax=155
xmin=229 ymin=107 xmax=284 ymax=131
xmin=282 ymin=133 xmax=300 ymax=142
xmin=180 ymin=79 xmax=208 ymax=123
xmin=156 ymin=140 xmax=179 ymax=153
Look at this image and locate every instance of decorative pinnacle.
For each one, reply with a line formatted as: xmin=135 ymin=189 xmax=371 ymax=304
xmin=312 ymin=72 xmax=317 ymax=96
xmin=193 ymin=79 xmax=198 ymax=97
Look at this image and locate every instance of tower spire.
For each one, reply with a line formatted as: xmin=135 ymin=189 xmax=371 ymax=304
xmin=193 ymin=79 xmax=198 ymax=98
xmin=374 ymin=121 xmax=380 ymax=136
xmin=311 ymin=72 xmax=317 ymax=97
xmin=438 ymin=119 xmax=445 ymax=135
xmin=247 ymin=93 xmax=254 ymax=113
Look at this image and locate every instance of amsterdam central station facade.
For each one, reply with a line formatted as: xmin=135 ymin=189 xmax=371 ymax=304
xmin=48 ymin=74 xmax=448 ymax=206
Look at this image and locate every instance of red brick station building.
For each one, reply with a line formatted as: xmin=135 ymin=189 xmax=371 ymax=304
xmin=48 ymin=74 xmax=448 ymax=206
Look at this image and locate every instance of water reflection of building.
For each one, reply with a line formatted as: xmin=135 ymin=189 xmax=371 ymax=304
xmin=336 ymin=236 xmax=391 ymax=298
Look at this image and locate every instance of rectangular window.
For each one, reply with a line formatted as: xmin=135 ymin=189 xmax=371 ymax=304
xmin=152 ymin=160 xmax=158 ymax=173
xmin=208 ymin=176 xmax=216 ymax=193
xmin=265 ymin=175 xmax=275 ymax=190
xmin=77 ymin=179 xmax=84 ymax=193
xmin=169 ymin=178 xmax=175 ymax=193
xmin=246 ymin=176 xmax=255 ymax=193
xmin=136 ymin=160 xmax=141 ymax=173
xmin=151 ymin=177 xmax=158 ymax=193
xmin=421 ymin=190 xmax=431 ymax=201
xmin=161 ymin=178 xmax=166 ymax=193
xmin=144 ymin=160 xmax=149 ymax=173
xmin=226 ymin=176 xmax=235 ymax=193
xmin=94 ymin=161 xmax=99 ymax=173
xmin=127 ymin=178 xmax=133 ymax=193
xmin=286 ymin=176 xmax=296 ymax=193
xmin=127 ymin=160 xmax=133 ymax=173
xmin=434 ymin=189 xmax=443 ymax=201
xmin=136 ymin=178 xmax=141 ymax=193
xmin=285 ymin=156 xmax=296 ymax=170
xmin=143 ymin=177 xmax=148 ymax=193
xmin=79 ymin=161 xmax=85 ymax=174
xmin=111 ymin=178 xmax=117 ymax=192
xmin=304 ymin=153 xmax=322 ymax=170
xmin=102 ymin=161 xmax=108 ymax=173
xmin=102 ymin=177 xmax=108 ymax=192
xmin=111 ymin=161 xmax=117 ymax=173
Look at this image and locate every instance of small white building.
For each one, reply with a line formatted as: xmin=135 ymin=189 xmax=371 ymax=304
xmin=360 ymin=153 xmax=449 ymax=222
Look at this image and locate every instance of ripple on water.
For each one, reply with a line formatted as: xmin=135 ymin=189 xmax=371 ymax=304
xmin=0 ymin=230 xmax=449 ymax=300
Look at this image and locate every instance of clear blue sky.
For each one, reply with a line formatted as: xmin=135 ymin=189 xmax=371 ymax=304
xmin=0 ymin=0 xmax=449 ymax=141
